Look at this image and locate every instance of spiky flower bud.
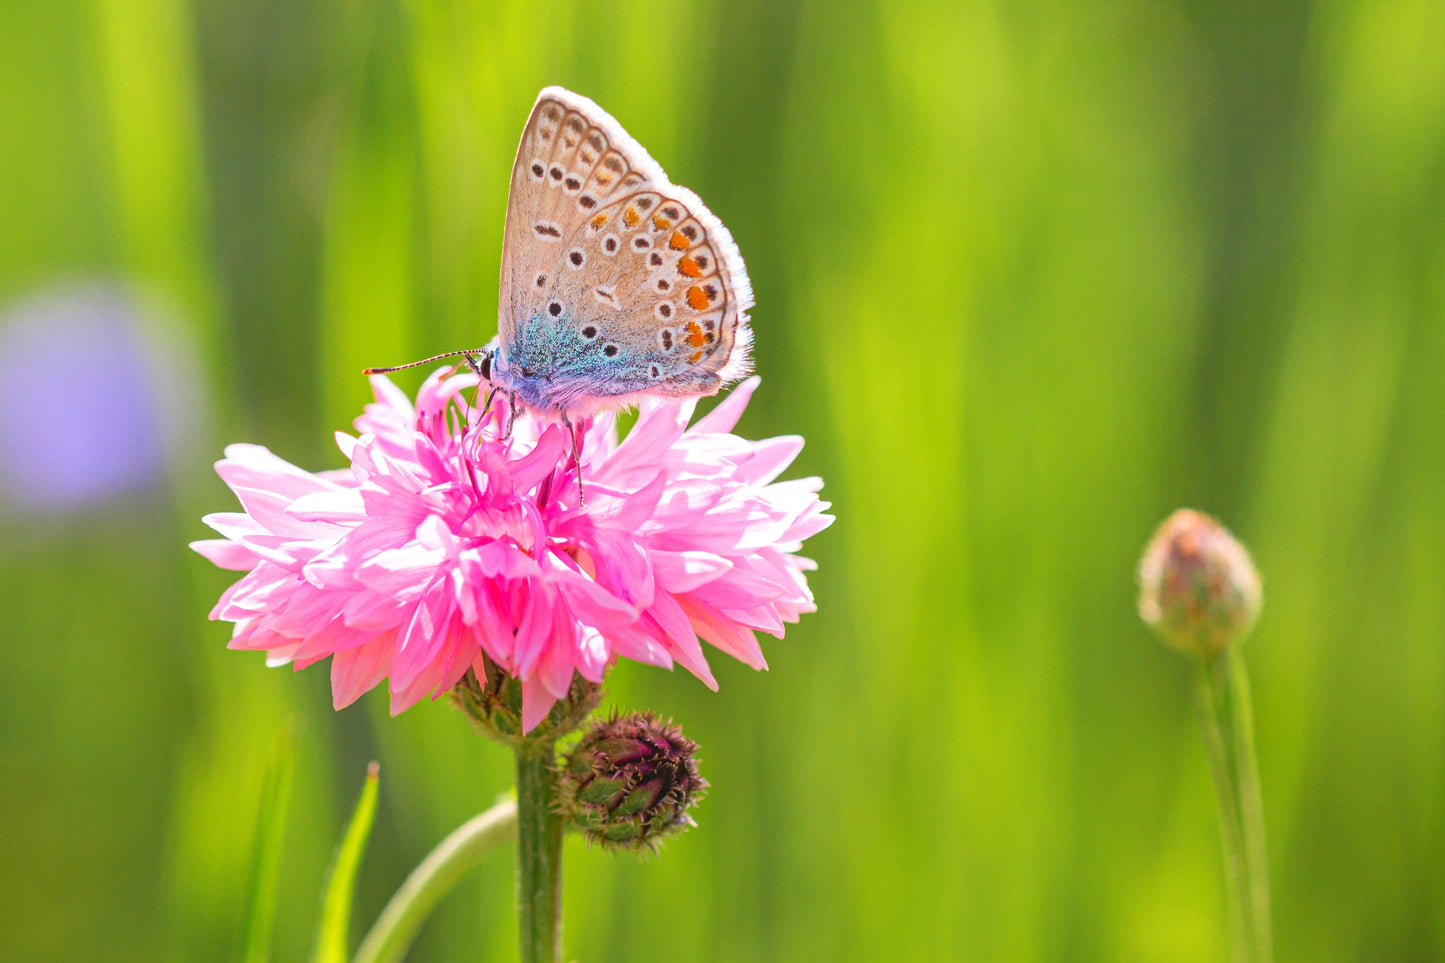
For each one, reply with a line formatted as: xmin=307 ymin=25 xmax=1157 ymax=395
xmin=1138 ymin=508 xmax=1262 ymax=659
xmin=559 ymin=712 xmax=707 ymax=852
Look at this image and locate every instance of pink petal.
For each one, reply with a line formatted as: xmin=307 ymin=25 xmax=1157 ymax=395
xmin=689 ymin=376 xmax=759 ymax=435
xmin=190 ymin=538 xmax=261 ymax=571
xmin=520 ymin=676 xmax=559 ymax=733
xmin=679 ymin=595 xmax=769 ymax=670
xmin=651 ymin=550 xmax=733 ymax=593
xmin=392 ymin=581 xmax=454 ymax=690
xmin=734 ymin=435 xmax=804 ymax=485
xmin=644 ymin=591 xmax=717 ymax=689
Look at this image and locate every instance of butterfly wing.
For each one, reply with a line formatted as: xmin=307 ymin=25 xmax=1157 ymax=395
xmin=498 ymin=87 xmax=753 ymax=410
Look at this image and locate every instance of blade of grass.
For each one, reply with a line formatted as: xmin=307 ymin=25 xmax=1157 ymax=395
xmin=238 ymin=722 xmax=298 ymax=963
xmin=312 ymin=762 xmax=382 ymax=963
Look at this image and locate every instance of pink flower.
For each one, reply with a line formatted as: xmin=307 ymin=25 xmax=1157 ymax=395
xmin=192 ymin=370 xmax=831 ymax=731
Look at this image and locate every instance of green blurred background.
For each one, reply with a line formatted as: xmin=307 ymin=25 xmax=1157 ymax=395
xmin=2 ymin=0 xmax=1443 ymax=960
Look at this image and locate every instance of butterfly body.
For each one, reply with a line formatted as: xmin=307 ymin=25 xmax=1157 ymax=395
xmin=467 ymin=87 xmax=751 ymax=420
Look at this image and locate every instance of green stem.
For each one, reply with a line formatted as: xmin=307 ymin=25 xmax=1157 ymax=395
xmin=515 ymin=745 xmax=564 ymax=963
xmin=1228 ymin=652 xmax=1274 ymax=963
xmin=352 ymin=797 xmax=517 ymax=963
xmin=1194 ymin=657 xmax=1251 ymax=963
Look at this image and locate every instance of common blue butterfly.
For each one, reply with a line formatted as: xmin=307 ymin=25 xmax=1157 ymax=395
xmin=368 ymin=86 xmax=754 ymax=428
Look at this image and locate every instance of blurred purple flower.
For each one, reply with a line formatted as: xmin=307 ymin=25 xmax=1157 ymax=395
xmin=0 ymin=285 xmax=198 ymax=511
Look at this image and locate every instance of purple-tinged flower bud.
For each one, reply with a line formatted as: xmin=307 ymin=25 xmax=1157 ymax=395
xmin=1138 ymin=509 xmax=1262 ymax=659
xmin=559 ymin=712 xmax=707 ymax=852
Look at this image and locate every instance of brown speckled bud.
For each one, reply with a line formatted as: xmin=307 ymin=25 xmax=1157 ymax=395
xmin=1138 ymin=509 xmax=1262 ymax=659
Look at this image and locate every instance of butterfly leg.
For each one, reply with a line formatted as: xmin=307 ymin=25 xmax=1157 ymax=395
xmin=476 ymin=385 xmax=499 ymax=424
xmin=505 ymin=390 xmax=520 ymax=439
xmin=560 ymin=412 xmax=585 ymax=506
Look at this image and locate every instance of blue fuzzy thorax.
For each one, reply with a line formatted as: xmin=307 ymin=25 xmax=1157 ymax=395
xmin=489 ymin=310 xmax=666 ymax=416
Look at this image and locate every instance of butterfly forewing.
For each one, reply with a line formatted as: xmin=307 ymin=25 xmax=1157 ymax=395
xmin=498 ymin=88 xmax=753 ymax=404
xmin=499 ymin=92 xmax=656 ymax=346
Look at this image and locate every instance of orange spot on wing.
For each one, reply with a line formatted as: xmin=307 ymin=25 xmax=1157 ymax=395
xmin=596 ymin=172 xmax=612 ymax=185
xmin=669 ymin=231 xmax=690 ymax=250
xmin=591 ymin=213 xmax=609 ymax=228
xmin=677 ymin=255 xmax=702 ymax=277
xmin=623 ymin=206 xmax=640 ymax=227
xmin=689 ymin=350 xmax=704 ymax=364
xmin=686 ymin=321 xmax=706 ymax=348
xmin=653 ymin=215 xmax=672 ymax=230
xmin=686 ymin=286 xmax=709 ymax=311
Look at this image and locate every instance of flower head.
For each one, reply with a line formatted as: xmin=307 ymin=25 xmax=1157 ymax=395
xmin=192 ymin=370 xmax=831 ymax=730
xmin=1138 ymin=508 xmax=1261 ymax=658
xmin=559 ymin=711 xmax=706 ymax=851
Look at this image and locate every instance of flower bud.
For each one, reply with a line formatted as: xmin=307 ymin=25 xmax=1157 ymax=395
xmin=1138 ymin=508 xmax=1262 ymax=659
xmin=559 ymin=712 xmax=707 ymax=852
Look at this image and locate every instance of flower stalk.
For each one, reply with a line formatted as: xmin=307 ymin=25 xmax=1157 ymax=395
xmin=1194 ymin=656 xmax=1250 ymax=963
xmin=1193 ymin=651 xmax=1273 ymax=963
xmin=1228 ymin=652 xmax=1273 ymax=963
xmin=514 ymin=744 xmax=565 ymax=963
xmin=452 ymin=661 xmax=592 ymax=963
xmin=353 ymin=797 xmax=518 ymax=963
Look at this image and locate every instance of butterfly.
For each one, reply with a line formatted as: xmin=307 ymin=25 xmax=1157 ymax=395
xmin=368 ymin=86 xmax=754 ymax=435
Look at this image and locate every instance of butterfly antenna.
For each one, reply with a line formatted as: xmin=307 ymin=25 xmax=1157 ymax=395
xmin=363 ymin=349 xmax=477 ymax=375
